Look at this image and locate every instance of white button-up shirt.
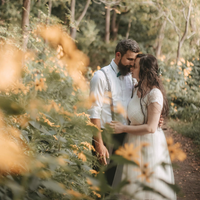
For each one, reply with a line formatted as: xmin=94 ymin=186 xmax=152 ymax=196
xmin=88 ymin=59 xmax=135 ymax=128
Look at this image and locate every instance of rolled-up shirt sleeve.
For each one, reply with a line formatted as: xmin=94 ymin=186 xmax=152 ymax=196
xmin=88 ymin=71 xmax=106 ymax=119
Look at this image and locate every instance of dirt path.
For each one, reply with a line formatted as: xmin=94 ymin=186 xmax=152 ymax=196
xmin=163 ymin=124 xmax=200 ymax=200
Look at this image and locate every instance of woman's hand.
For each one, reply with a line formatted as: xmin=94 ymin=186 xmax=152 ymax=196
xmin=108 ymin=121 xmax=125 ymax=134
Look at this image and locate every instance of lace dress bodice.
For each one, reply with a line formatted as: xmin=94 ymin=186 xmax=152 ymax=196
xmin=127 ymin=88 xmax=163 ymax=125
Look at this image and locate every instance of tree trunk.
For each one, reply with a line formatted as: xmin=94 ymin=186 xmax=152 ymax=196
xmin=70 ymin=0 xmax=76 ymax=39
xmin=22 ymin=0 xmax=31 ymax=50
xmin=37 ymin=0 xmax=41 ymax=19
xmin=1 ymin=0 xmax=5 ymax=5
xmin=176 ymin=0 xmax=192 ymax=65
xmin=156 ymin=19 xmax=166 ymax=57
xmin=105 ymin=5 xmax=111 ymax=44
xmin=111 ymin=7 xmax=118 ymax=41
xmin=47 ymin=0 xmax=52 ymax=25
xmin=177 ymin=40 xmax=182 ymax=65
xmin=70 ymin=0 xmax=91 ymax=39
xmin=126 ymin=18 xmax=132 ymax=39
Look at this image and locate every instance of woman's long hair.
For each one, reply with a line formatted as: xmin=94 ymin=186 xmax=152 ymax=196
xmin=135 ymin=54 xmax=169 ymax=123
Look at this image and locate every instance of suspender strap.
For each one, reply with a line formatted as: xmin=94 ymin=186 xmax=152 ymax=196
xmin=100 ymin=68 xmax=115 ymax=120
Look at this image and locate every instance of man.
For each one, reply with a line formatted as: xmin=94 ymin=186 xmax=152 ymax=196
xmin=88 ymin=39 xmax=140 ymax=186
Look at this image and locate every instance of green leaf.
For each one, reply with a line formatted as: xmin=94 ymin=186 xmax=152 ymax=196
xmin=0 ymin=96 xmax=25 ymax=115
xmin=111 ymin=155 xmax=139 ymax=166
xmin=137 ymin=181 xmax=172 ymax=200
xmin=159 ymin=178 xmax=180 ymax=193
xmin=42 ymin=180 xmax=66 ymax=194
xmin=29 ymin=121 xmax=51 ymax=135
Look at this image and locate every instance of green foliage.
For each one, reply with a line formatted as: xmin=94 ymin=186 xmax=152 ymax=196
xmin=0 ymin=0 xmax=197 ymax=198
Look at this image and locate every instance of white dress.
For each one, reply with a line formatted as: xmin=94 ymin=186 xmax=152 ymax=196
xmin=113 ymin=88 xmax=176 ymax=200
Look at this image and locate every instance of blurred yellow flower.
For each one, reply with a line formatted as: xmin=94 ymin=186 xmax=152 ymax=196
xmin=0 ymin=128 xmax=30 ymax=173
xmin=167 ymin=137 xmax=186 ymax=162
xmin=38 ymin=25 xmax=89 ymax=91
xmin=46 ymin=100 xmax=60 ymax=112
xmin=177 ymin=61 xmax=182 ymax=66
xmin=158 ymin=55 xmax=165 ymax=62
xmin=53 ymin=135 xmax=58 ymax=140
xmin=66 ymin=189 xmax=83 ymax=198
xmin=115 ymin=102 xmax=126 ymax=118
xmin=35 ymin=78 xmax=47 ymax=91
xmin=115 ymin=143 xmax=140 ymax=164
xmin=0 ymin=44 xmax=23 ymax=91
xmin=92 ymin=191 xmax=101 ymax=198
xmin=78 ymin=152 xmax=87 ymax=162
xmin=81 ymin=142 xmax=95 ymax=151
xmin=97 ymin=66 xmax=101 ymax=70
xmin=137 ymin=163 xmax=154 ymax=183
xmin=89 ymin=169 xmax=98 ymax=175
xmin=180 ymin=58 xmax=185 ymax=64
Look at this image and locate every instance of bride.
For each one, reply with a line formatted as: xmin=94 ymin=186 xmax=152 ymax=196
xmin=110 ymin=54 xmax=176 ymax=200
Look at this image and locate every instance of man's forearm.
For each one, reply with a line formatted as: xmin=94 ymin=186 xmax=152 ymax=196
xmin=90 ymin=118 xmax=103 ymax=145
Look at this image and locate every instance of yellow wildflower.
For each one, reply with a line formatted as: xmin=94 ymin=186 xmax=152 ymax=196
xmin=78 ymin=152 xmax=87 ymax=162
xmin=97 ymin=66 xmax=101 ymax=70
xmin=46 ymin=100 xmax=60 ymax=112
xmin=53 ymin=135 xmax=58 ymax=140
xmin=92 ymin=191 xmax=101 ymax=198
xmin=180 ymin=58 xmax=185 ymax=63
xmin=57 ymin=157 xmax=66 ymax=166
xmin=167 ymin=137 xmax=186 ymax=162
xmin=81 ymin=142 xmax=95 ymax=151
xmin=35 ymin=78 xmax=47 ymax=91
xmin=70 ymin=144 xmax=79 ymax=150
xmin=89 ymin=169 xmax=98 ymax=175
xmin=137 ymin=163 xmax=154 ymax=183
xmin=86 ymin=120 xmax=102 ymax=132
xmin=115 ymin=143 xmax=140 ymax=164
xmin=67 ymin=189 xmax=83 ymax=198
xmin=177 ymin=61 xmax=182 ymax=66
xmin=86 ymin=178 xmax=92 ymax=185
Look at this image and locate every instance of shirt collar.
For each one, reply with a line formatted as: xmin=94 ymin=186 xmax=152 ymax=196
xmin=110 ymin=59 xmax=120 ymax=75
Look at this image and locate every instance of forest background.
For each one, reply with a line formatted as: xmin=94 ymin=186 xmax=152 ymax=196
xmin=0 ymin=0 xmax=199 ymax=199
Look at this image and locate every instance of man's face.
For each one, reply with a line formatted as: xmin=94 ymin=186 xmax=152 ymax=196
xmin=118 ymin=50 xmax=138 ymax=76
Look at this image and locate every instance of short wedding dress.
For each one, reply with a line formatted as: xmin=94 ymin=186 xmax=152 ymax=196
xmin=113 ymin=88 xmax=176 ymax=200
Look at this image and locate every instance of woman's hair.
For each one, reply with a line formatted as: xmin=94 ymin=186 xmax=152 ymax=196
xmin=135 ymin=54 xmax=169 ymax=122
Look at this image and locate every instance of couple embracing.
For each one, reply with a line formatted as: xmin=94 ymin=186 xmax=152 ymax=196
xmin=88 ymin=39 xmax=176 ymax=200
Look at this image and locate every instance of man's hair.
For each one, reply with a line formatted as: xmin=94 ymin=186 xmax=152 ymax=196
xmin=115 ymin=39 xmax=140 ymax=56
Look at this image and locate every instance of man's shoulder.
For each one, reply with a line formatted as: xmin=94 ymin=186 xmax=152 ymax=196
xmin=93 ymin=64 xmax=110 ymax=78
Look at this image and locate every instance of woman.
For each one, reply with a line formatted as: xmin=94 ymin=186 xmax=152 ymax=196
xmin=110 ymin=54 xmax=176 ymax=200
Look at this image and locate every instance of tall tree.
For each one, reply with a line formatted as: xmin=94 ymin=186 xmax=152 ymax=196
xmin=22 ymin=0 xmax=31 ymax=50
xmin=155 ymin=0 xmax=194 ymax=64
xmin=47 ymin=0 xmax=52 ymax=24
xmin=70 ymin=0 xmax=91 ymax=39
xmin=155 ymin=19 xmax=167 ymax=57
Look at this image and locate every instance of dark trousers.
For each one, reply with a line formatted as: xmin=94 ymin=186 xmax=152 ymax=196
xmin=92 ymin=132 xmax=127 ymax=186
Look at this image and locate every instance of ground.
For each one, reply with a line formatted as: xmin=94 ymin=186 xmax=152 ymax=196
xmin=163 ymin=124 xmax=200 ymax=200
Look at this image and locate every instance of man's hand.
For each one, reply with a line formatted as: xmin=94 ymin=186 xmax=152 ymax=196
xmin=94 ymin=142 xmax=109 ymax=165
xmin=108 ymin=121 xmax=125 ymax=134
xmin=158 ymin=115 xmax=164 ymax=127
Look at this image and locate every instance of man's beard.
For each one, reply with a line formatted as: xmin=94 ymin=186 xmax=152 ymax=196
xmin=118 ymin=59 xmax=132 ymax=76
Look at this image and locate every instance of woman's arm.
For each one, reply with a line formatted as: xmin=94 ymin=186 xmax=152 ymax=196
xmin=110 ymin=102 xmax=162 ymax=135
